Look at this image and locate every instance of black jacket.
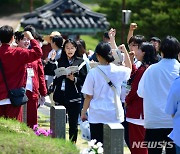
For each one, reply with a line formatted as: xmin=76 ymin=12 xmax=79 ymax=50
xmin=46 ymin=56 xmax=87 ymax=104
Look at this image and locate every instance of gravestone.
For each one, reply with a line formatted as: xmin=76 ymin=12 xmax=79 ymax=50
xmin=104 ymin=123 xmax=124 ymax=154
xmin=50 ymin=105 xmax=66 ymax=139
xmin=22 ymin=104 xmax=27 ymax=123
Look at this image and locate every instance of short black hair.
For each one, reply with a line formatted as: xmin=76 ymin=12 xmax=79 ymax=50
xmin=103 ymin=31 xmax=110 ymax=39
xmin=128 ymin=35 xmax=146 ymax=47
xmin=0 ymin=25 xmax=14 ymax=43
xmin=24 ymin=25 xmax=36 ymax=38
xmin=160 ymin=36 xmax=180 ymax=59
xmin=150 ymin=37 xmax=161 ymax=43
xmin=14 ymin=31 xmax=24 ymax=42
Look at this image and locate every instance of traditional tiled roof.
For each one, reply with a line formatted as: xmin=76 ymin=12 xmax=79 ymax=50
xmin=21 ymin=0 xmax=109 ymax=35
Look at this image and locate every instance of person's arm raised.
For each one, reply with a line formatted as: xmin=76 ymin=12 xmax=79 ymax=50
xmin=21 ymin=31 xmax=42 ymax=63
xmin=109 ymin=28 xmax=117 ymax=49
xmin=24 ymin=31 xmax=34 ymax=40
xmin=127 ymin=23 xmax=137 ymax=44
xmin=118 ymin=44 xmax=132 ymax=70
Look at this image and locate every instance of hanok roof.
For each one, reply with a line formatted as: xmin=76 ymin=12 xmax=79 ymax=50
xmin=20 ymin=0 xmax=109 ymax=35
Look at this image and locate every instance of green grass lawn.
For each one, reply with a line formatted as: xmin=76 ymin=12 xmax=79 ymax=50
xmin=80 ymin=35 xmax=100 ymax=51
xmin=0 ymin=117 xmax=79 ymax=154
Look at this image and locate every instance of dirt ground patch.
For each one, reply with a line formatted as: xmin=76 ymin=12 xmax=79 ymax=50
xmin=0 ymin=13 xmax=26 ymax=30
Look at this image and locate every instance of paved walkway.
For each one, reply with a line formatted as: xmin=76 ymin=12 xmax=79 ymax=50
xmin=0 ymin=13 xmax=26 ymax=30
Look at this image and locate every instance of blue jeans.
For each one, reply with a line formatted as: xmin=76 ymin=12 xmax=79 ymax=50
xmin=176 ymin=144 xmax=180 ymax=154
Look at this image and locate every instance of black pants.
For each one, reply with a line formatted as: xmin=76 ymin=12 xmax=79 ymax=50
xmin=55 ymin=101 xmax=80 ymax=143
xmin=90 ymin=123 xmax=104 ymax=144
xmin=122 ymin=103 xmax=130 ymax=149
xmin=145 ymin=128 xmax=176 ymax=154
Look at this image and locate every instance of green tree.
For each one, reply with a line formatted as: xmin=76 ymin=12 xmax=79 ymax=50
xmin=97 ymin=0 xmax=180 ymax=43
xmin=0 ymin=0 xmax=48 ymax=15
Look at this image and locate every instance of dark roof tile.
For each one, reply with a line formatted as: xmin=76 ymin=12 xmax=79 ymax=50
xmin=21 ymin=0 xmax=109 ymax=34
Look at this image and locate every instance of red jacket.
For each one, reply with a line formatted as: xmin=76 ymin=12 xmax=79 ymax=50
xmin=0 ymin=39 xmax=42 ymax=101
xmin=125 ymin=64 xmax=146 ymax=119
xmin=26 ymin=59 xmax=47 ymax=99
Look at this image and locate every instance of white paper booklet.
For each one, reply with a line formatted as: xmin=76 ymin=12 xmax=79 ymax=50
xmin=54 ymin=66 xmax=79 ymax=77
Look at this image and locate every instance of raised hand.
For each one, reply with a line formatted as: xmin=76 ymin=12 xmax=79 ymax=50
xmin=24 ymin=31 xmax=34 ymax=40
xmin=108 ymin=28 xmax=116 ymax=39
xmin=130 ymin=23 xmax=137 ymax=31
xmin=50 ymin=51 xmax=56 ymax=60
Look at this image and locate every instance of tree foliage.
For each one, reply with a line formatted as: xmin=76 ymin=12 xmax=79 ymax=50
xmin=0 ymin=0 xmax=48 ymax=15
xmin=97 ymin=0 xmax=180 ymax=44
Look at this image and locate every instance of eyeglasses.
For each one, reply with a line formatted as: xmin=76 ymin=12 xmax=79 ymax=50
xmin=128 ymin=43 xmax=138 ymax=48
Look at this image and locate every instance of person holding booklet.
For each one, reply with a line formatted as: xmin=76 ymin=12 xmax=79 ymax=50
xmin=47 ymin=39 xmax=87 ymax=143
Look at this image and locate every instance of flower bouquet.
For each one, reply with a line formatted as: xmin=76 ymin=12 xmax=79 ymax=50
xmin=81 ymin=139 xmax=104 ymax=154
xmin=33 ymin=124 xmax=52 ymax=137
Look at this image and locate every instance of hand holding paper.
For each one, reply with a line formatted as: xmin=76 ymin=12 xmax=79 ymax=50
xmin=54 ymin=66 xmax=79 ymax=77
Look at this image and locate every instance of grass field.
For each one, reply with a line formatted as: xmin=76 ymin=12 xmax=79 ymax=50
xmin=80 ymin=35 xmax=100 ymax=51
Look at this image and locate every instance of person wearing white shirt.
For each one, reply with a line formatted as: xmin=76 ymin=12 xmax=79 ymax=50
xmin=44 ymin=35 xmax=63 ymax=87
xmin=137 ymin=36 xmax=180 ymax=154
xmin=81 ymin=42 xmax=132 ymax=143
xmin=165 ymin=76 xmax=180 ymax=154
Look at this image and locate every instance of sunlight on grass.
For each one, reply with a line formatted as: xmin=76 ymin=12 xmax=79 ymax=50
xmin=80 ymin=35 xmax=99 ymax=51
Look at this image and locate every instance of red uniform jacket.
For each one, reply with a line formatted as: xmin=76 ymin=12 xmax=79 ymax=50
xmin=0 ymin=39 xmax=42 ymax=101
xmin=26 ymin=59 xmax=47 ymax=99
xmin=125 ymin=64 xmax=146 ymax=119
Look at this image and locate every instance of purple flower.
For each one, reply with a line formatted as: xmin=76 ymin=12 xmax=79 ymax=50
xmin=33 ymin=125 xmax=52 ymax=137
xmin=33 ymin=124 xmax=38 ymax=131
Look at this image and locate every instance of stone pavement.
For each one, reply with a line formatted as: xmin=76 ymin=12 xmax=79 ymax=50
xmin=0 ymin=13 xmax=26 ymax=30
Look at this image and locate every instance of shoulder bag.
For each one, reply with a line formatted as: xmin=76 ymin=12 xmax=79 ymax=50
xmin=0 ymin=60 xmax=28 ymax=107
xmin=96 ymin=67 xmax=124 ymax=121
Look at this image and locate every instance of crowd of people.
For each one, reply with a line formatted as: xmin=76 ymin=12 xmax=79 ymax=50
xmin=0 ymin=23 xmax=180 ymax=154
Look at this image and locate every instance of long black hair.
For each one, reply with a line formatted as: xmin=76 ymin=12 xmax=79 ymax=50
xmin=59 ymin=39 xmax=78 ymax=61
xmin=95 ymin=42 xmax=114 ymax=63
xmin=51 ymin=35 xmax=63 ymax=48
xmin=140 ymin=42 xmax=158 ymax=65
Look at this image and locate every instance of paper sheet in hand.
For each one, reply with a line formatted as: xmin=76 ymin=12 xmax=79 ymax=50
xmin=54 ymin=66 xmax=79 ymax=77
xmin=112 ymin=49 xmax=124 ymax=66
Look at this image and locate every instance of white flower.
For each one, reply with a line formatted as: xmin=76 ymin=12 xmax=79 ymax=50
xmin=83 ymin=139 xmax=103 ymax=154
xmin=97 ymin=142 xmax=103 ymax=147
xmin=88 ymin=139 xmax=97 ymax=147
xmin=97 ymin=147 xmax=104 ymax=154
xmin=93 ymin=144 xmax=98 ymax=149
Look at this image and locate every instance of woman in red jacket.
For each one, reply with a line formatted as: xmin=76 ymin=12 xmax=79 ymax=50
xmin=14 ymin=31 xmax=47 ymax=128
xmin=125 ymin=42 xmax=158 ymax=154
xmin=0 ymin=26 xmax=42 ymax=122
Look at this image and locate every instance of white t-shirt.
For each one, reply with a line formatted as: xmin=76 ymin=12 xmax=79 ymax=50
xmin=137 ymin=59 xmax=180 ymax=128
xmin=81 ymin=63 xmax=131 ymax=124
